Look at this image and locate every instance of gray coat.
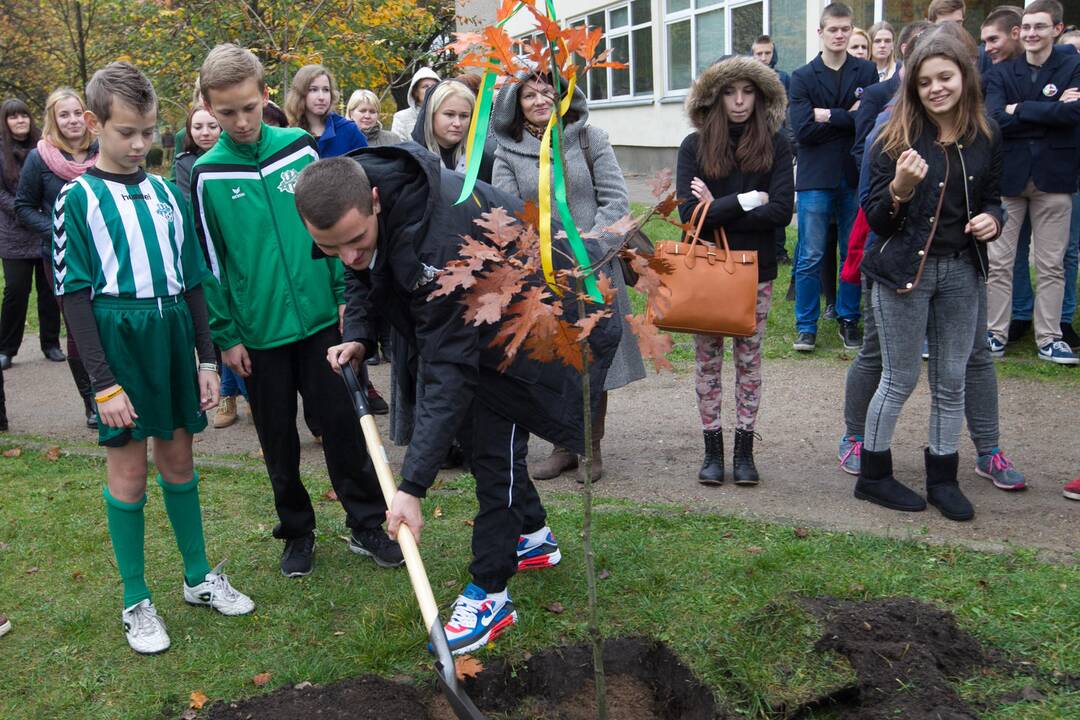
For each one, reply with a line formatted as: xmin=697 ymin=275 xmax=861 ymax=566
xmin=0 ymin=143 xmax=40 ymax=260
xmin=491 ymin=80 xmax=645 ymax=391
xmin=360 ymin=122 xmax=403 ymax=148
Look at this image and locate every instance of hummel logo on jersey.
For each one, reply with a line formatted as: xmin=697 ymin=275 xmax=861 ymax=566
xmin=277 ymin=168 xmax=299 ymax=194
xmin=122 ymin=192 xmax=151 ymax=201
xmin=231 ymin=187 xmax=246 ymax=200
xmin=154 ymin=202 xmax=173 ymax=220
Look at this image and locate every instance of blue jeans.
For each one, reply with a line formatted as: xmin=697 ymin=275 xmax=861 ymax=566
xmin=795 ymin=182 xmax=861 ymax=332
xmin=221 ymin=365 xmax=248 ymax=399
xmin=1012 ymin=191 xmax=1079 ymax=324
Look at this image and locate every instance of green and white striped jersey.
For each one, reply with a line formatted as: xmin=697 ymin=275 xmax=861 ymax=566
xmin=52 ymin=167 xmax=208 ymax=299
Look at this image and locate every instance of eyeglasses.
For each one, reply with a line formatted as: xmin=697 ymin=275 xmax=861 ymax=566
xmin=1020 ymin=24 xmax=1054 ymax=33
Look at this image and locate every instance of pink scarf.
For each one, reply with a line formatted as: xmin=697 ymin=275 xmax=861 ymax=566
xmin=36 ymin=139 xmax=96 ymax=181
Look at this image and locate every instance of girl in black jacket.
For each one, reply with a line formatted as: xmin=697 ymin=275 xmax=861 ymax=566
xmin=676 ymin=56 xmax=794 ymax=487
xmin=858 ymin=29 xmax=1003 ymax=521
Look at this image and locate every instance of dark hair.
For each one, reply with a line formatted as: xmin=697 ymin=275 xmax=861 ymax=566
xmin=697 ymin=75 xmax=774 ymax=178
xmin=1 ymin=98 xmax=39 ymax=192
xmin=899 ymin=20 xmax=934 ymax=59
xmin=508 ymin=74 xmax=580 ymax=143
xmin=927 ymin=0 xmax=965 ymax=21
xmin=455 ymin=73 xmax=482 ymax=95
xmin=86 ymin=62 xmax=157 ymax=125
xmin=263 ymin=101 xmax=288 ymax=128
xmin=982 ymin=7 xmax=1021 ymax=32
xmin=820 ymin=3 xmax=853 ymax=27
xmin=752 ymin=35 xmax=773 ymax=46
xmin=876 ymin=26 xmax=990 ymax=158
xmin=295 ymin=157 xmax=373 ymax=229
xmin=1023 ymin=0 xmax=1063 ymax=26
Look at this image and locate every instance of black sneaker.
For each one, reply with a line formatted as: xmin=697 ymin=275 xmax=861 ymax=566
xmin=793 ymin=332 xmax=816 ymax=352
xmin=1061 ymin=322 xmax=1080 ymax=352
xmin=366 ymin=384 xmax=389 ymax=415
xmin=1007 ymin=318 xmax=1031 ymax=343
xmin=823 ymin=303 xmax=838 ymax=321
xmin=838 ymin=320 xmax=863 ymax=350
xmin=349 ymin=528 xmax=405 ymax=568
xmin=281 ymin=532 xmax=315 ymax=577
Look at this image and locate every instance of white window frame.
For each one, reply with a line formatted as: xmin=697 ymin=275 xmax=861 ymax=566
xmin=663 ymin=0 xmax=768 ymax=95
xmin=570 ymin=2 xmax=655 ymax=104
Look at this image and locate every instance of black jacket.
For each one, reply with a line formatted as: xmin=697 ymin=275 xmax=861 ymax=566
xmin=862 ymin=122 xmax=1004 ymax=291
xmin=338 ymin=142 xmax=619 ymax=497
xmin=676 ymin=132 xmax=794 ymax=283
xmin=852 ymin=73 xmax=900 ymax=172
xmin=984 ymin=47 xmax=1080 ymax=196
xmin=14 ymin=144 xmax=98 ymax=258
xmin=410 ymin=80 xmax=496 ymax=183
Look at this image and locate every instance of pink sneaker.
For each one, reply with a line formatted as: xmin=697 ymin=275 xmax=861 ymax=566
xmin=1064 ymin=477 xmax=1080 ymax=501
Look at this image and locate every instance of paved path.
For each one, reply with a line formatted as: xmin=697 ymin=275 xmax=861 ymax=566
xmin=1 ymin=335 xmax=1077 ymax=559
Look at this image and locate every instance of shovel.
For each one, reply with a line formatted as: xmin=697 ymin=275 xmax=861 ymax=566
xmin=340 ymin=362 xmax=487 ymax=720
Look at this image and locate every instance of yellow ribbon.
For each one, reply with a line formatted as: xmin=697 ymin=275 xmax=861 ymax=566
xmin=538 ymin=74 xmax=577 ymax=295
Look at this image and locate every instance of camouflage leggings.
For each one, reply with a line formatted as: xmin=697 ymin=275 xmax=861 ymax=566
xmin=694 ymin=282 xmax=773 ymax=432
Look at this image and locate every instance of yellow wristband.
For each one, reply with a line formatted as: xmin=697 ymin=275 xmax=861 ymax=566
xmin=95 ymin=386 xmax=124 ymax=404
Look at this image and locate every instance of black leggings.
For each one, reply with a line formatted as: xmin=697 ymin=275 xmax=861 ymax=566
xmin=0 ymin=258 xmax=61 ymax=355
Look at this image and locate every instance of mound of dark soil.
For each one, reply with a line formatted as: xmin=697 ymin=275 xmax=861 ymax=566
xmin=203 ymin=637 xmax=717 ymax=720
xmin=798 ymin=596 xmax=989 ymax=719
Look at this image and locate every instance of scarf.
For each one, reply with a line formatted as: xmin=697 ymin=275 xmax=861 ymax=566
xmin=523 ymin=119 xmax=546 ymax=140
xmin=37 ymin=138 xmax=96 ymax=181
xmin=361 ymin=122 xmax=383 ymax=142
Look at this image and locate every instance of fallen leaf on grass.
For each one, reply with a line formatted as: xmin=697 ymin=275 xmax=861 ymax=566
xmin=3 ymin=448 xmax=22 ymax=458
xmin=189 ymin=690 xmax=209 ymax=709
xmin=180 ymin=711 xmax=197 ymax=720
xmin=544 ymin=602 xmax=565 ymax=614
xmin=433 ymin=505 xmax=444 ymax=518
xmin=746 ymin=546 xmax=764 ymax=554
xmin=454 ymin=655 xmax=484 ymax=680
xmin=0 ymin=542 xmax=9 ymax=550
xmin=294 ymin=681 xmax=313 ymax=690
xmin=332 ymin=631 xmax=345 ymax=636
xmin=793 ymin=527 xmax=809 ymax=539
xmin=444 ymin=579 xmax=457 ymax=588
xmin=323 ymin=489 xmax=338 ymax=501
xmin=862 ymin=621 xmax=873 ymax=631
xmin=26 ymin=566 xmax=39 ymax=574
xmin=252 ymin=672 xmax=271 ymax=687
xmin=44 ymin=446 xmax=61 ymax=461
xmin=598 ymin=569 xmax=611 ymax=580
xmin=71 ymin=570 xmax=84 ymax=581
xmin=463 ymin=519 xmax=475 ymax=527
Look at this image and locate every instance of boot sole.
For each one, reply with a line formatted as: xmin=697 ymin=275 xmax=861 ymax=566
xmin=698 ymin=478 xmax=724 ymax=486
xmin=349 ymin=542 xmax=406 ymax=568
xmin=532 ymin=463 xmax=578 ymax=480
xmin=853 ymin=488 xmax=926 ymax=512
xmin=733 ymin=478 xmax=759 ymax=486
xmin=928 ymin=498 xmax=974 ymax=521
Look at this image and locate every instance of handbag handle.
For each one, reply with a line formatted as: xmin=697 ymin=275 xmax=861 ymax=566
xmin=680 ymin=199 xmax=712 ymax=270
xmin=712 ymin=227 xmax=737 ymax=275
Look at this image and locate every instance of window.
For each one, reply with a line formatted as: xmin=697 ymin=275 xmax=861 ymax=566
xmin=664 ymin=0 xmax=765 ymax=92
xmin=572 ymin=2 xmax=654 ymax=102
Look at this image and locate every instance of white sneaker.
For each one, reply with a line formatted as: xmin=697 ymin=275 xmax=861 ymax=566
xmin=183 ymin=560 xmax=254 ymax=616
xmin=122 ymin=599 xmax=170 ymax=655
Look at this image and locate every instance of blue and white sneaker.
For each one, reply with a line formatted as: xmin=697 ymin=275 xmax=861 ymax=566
xmin=975 ymin=449 xmax=1026 ymax=491
xmin=516 ymin=526 xmax=561 ymax=571
xmin=838 ymin=434 xmax=862 ymax=476
xmin=1037 ymin=340 xmax=1079 ymax=365
xmin=441 ymin=583 xmax=517 ymax=655
xmin=986 ymin=332 xmax=1006 ymax=358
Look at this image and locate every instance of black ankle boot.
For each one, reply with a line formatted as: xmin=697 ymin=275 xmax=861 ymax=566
xmin=732 ymin=429 xmax=760 ymax=486
xmin=69 ymin=358 xmax=98 ymax=429
xmin=698 ymin=429 xmax=724 ymax=485
xmin=925 ymin=448 xmax=973 ymax=521
xmin=854 ymin=448 xmax=926 ymax=511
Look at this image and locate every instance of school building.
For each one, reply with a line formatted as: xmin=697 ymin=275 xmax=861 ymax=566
xmin=460 ymin=0 xmax=1028 ymax=172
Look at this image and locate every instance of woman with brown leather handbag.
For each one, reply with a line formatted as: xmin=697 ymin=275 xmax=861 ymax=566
xmin=676 ymin=55 xmax=794 ymax=487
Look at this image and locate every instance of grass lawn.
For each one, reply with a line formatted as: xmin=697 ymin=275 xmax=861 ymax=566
xmin=635 ymin=205 xmax=1080 ymax=387
xmin=0 ymin=449 xmax=1077 ymax=719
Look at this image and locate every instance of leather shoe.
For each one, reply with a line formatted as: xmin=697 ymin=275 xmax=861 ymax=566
xmin=43 ymin=347 xmax=67 ymax=362
xmin=0 ymin=354 xmax=11 ymax=370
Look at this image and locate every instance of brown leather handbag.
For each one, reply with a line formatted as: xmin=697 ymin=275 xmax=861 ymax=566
xmin=645 ymin=199 xmax=759 ymax=337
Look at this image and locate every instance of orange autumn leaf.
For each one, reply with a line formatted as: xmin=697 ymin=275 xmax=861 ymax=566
xmin=189 ymin=690 xmax=209 ymax=709
xmin=454 ymin=654 xmax=484 ymax=680
xmin=44 ymin=446 xmax=61 ymax=461
xmin=626 ymin=314 xmax=673 ymax=372
xmin=2 ymin=448 xmax=21 ymax=458
xmin=252 ymin=672 xmax=272 ymax=687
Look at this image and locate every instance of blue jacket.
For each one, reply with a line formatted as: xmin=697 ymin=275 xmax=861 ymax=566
xmin=788 ymin=53 xmax=878 ymax=191
xmin=852 ymin=73 xmax=900 ymax=172
xmin=985 ymin=48 xmax=1080 ymax=196
xmin=315 ymin=112 xmax=368 ymax=158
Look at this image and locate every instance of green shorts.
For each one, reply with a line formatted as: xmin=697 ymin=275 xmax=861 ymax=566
xmin=92 ymin=295 xmax=207 ymax=446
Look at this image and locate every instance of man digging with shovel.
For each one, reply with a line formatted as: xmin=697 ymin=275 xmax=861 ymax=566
xmin=293 ymin=144 xmax=618 ymax=654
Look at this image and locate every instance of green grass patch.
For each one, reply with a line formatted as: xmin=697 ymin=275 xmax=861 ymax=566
xmin=0 ymin=450 xmax=1076 ymax=719
xmin=634 ymin=203 xmax=1080 ymax=386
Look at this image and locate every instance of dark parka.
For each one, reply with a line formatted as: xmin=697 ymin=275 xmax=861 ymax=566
xmin=0 ymin=141 xmax=40 ymax=260
xmin=14 ymin=144 xmax=97 ymax=259
xmin=338 ymin=142 xmax=619 ymax=498
xmin=862 ymin=122 xmax=1004 ymax=291
xmin=676 ymin=55 xmax=795 ymax=283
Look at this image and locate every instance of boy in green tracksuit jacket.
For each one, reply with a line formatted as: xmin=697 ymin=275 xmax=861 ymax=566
xmin=192 ymin=44 xmax=400 ymax=577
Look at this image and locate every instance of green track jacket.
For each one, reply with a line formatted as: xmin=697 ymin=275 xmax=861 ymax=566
xmin=191 ymin=124 xmax=344 ymax=350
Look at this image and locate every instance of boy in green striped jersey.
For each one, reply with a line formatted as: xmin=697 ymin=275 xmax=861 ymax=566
xmin=53 ymin=62 xmax=253 ymax=655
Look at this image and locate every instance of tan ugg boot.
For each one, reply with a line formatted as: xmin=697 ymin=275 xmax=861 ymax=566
xmin=531 ymin=446 xmax=578 ymax=480
xmin=213 ymin=396 xmax=238 ymax=428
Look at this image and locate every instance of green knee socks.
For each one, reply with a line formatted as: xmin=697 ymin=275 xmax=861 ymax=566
xmin=158 ymin=472 xmax=212 ymax=588
xmin=104 ymin=488 xmax=151 ymax=609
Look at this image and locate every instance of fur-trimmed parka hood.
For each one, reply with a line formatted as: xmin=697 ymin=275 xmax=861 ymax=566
xmin=685 ymin=55 xmax=787 ymax=135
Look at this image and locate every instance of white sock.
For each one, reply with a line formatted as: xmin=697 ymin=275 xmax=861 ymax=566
xmin=485 ymin=588 xmax=509 ymax=603
xmin=521 ymin=526 xmax=550 ymax=546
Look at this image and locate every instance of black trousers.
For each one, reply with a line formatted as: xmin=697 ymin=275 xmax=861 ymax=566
xmin=0 ymin=258 xmax=61 ymax=356
xmin=244 ymin=323 xmax=386 ymax=538
xmin=468 ymin=399 xmax=547 ymax=593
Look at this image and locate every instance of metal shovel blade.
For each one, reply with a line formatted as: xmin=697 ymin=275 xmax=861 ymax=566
xmin=340 ymin=362 xmax=487 ymax=720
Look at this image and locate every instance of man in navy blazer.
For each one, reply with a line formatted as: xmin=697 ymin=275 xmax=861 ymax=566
xmin=984 ymin=0 xmax=1080 ymax=365
xmin=788 ymin=2 xmax=878 ymax=353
